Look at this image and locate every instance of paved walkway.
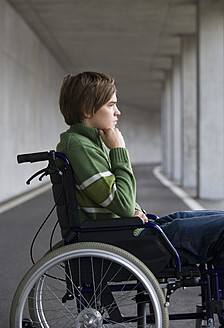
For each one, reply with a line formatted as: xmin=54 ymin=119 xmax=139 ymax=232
xmin=0 ymin=164 xmax=219 ymax=327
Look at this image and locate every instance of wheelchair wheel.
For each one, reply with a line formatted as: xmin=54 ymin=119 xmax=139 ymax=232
xmin=10 ymin=242 xmax=169 ymax=328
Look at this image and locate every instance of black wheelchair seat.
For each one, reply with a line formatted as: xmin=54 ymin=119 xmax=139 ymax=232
xmin=50 ymin=156 xmax=181 ymax=276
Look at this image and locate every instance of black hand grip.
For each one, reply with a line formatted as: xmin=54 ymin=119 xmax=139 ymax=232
xmin=17 ymin=151 xmax=50 ymax=164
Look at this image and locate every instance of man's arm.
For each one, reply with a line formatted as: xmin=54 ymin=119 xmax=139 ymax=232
xmin=99 ymin=128 xmax=148 ymax=222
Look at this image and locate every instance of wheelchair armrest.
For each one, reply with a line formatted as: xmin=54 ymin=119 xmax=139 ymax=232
xmin=144 ymin=222 xmax=181 ymax=272
xmin=79 ymin=216 xmax=144 ymax=231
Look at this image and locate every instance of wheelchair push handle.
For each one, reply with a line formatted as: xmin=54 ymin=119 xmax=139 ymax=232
xmin=17 ymin=151 xmax=54 ymax=164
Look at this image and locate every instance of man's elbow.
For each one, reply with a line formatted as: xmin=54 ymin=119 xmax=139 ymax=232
xmin=117 ymin=203 xmax=135 ymax=218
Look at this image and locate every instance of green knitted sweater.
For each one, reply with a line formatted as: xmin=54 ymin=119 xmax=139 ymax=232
xmin=56 ymin=123 xmax=141 ymax=224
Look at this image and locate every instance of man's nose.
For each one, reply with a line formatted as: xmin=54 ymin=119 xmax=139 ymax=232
xmin=115 ymin=107 xmax=121 ymax=116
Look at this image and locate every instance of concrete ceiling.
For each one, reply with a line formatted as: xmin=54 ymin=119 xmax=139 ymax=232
xmin=7 ymin=0 xmax=197 ymax=113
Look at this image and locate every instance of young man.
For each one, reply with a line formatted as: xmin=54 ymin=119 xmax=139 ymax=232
xmin=57 ymin=71 xmax=147 ymax=225
xmin=57 ymin=71 xmax=224 ymax=327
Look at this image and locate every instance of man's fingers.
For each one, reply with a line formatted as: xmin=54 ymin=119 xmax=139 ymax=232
xmin=133 ymin=210 xmax=148 ymax=223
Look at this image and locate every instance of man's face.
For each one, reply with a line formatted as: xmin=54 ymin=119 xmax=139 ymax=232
xmin=86 ymin=93 xmax=121 ymax=130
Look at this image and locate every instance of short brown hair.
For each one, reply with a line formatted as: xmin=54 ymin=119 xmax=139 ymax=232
xmin=59 ymin=71 xmax=117 ymax=125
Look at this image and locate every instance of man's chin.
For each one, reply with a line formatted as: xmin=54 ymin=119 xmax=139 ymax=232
xmin=104 ymin=125 xmax=115 ymax=130
xmin=98 ymin=126 xmax=113 ymax=131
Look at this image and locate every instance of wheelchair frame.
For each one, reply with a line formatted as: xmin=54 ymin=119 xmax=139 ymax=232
xmin=9 ymin=150 xmax=224 ymax=328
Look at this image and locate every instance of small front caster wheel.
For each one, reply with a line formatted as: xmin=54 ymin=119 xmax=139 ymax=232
xmin=22 ymin=318 xmax=35 ymax=328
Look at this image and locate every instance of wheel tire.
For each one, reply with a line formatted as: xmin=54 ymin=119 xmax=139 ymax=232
xmin=10 ymin=242 xmax=169 ymax=328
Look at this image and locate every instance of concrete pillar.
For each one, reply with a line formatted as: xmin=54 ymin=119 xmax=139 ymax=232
xmin=198 ymin=0 xmax=224 ymax=199
xmin=171 ymin=56 xmax=181 ymax=182
xmin=0 ymin=1 xmax=3 ymax=117
xmin=181 ymin=35 xmax=197 ymax=189
xmin=161 ymin=89 xmax=166 ymax=173
xmin=162 ymin=71 xmax=172 ymax=177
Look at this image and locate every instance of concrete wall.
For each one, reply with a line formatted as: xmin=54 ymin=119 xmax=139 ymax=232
xmin=0 ymin=0 xmax=162 ymax=204
xmin=0 ymin=0 xmax=66 ymax=203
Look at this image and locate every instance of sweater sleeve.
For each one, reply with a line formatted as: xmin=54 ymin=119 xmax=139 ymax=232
xmin=68 ymin=144 xmax=137 ymax=218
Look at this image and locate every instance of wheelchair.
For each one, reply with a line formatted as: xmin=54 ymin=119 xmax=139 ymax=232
xmin=9 ymin=150 xmax=224 ymax=328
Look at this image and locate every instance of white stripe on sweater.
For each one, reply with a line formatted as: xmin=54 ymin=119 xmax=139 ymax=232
xmin=76 ymin=171 xmax=113 ymax=190
xmin=99 ymin=183 xmax=117 ymax=207
xmin=79 ymin=206 xmax=112 ymax=213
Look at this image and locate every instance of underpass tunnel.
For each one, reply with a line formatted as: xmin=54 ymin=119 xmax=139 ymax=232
xmin=1 ymin=2 xmax=224 ymax=327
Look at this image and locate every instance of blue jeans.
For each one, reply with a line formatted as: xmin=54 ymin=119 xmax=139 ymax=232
xmin=141 ymin=210 xmax=224 ymax=274
xmin=141 ymin=210 xmax=224 ymax=327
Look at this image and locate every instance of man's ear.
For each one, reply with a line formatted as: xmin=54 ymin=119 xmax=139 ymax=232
xmin=83 ymin=111 xmax=92 ymax=118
